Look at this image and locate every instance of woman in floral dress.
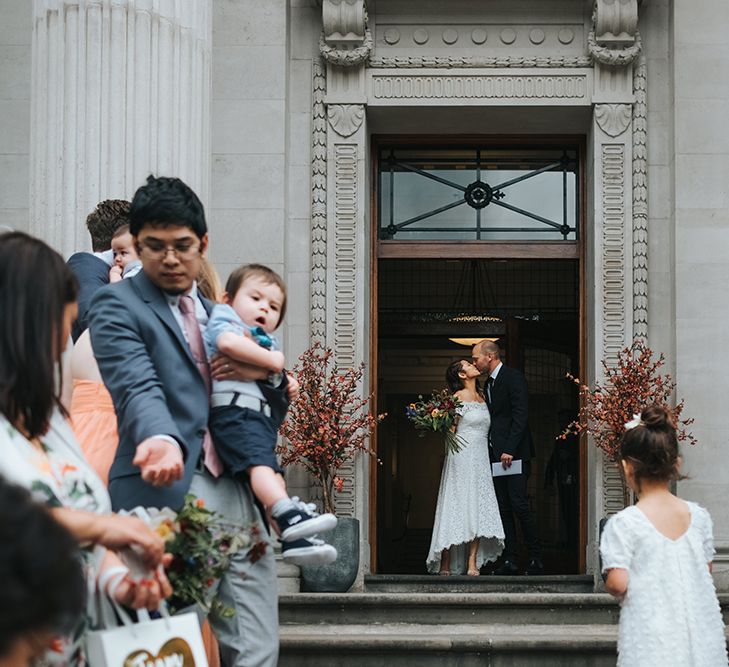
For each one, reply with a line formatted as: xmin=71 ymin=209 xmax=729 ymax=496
xmin=0 ymin=232 xmax=171 ymax=665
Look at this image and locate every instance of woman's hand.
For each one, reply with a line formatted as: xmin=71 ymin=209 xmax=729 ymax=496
xmin=94 ymin=514 xmax=165 ymax=568
xmin=51 ymin=508 xmax=165 ymax=568
xmin=112 ymin=561 xmax=173 ymax=611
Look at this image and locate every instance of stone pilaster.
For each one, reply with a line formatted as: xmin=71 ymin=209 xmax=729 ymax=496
xmin=312 ymin=0 xmax=371 ymax=577
xmin=30 ymin=0 xmax=212 ymax=256
xmin=586 ymin=0 xmax=642 ymax=575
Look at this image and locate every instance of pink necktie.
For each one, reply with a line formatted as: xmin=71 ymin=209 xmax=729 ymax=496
xmin=179 ymin=295 xmax=224 ymax=477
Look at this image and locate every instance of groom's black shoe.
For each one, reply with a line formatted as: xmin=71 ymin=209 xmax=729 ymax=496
xmin=493 ymin=560 xmax=519 ymax=576
xmin=525 ymin=558 xmax=545 ymax=576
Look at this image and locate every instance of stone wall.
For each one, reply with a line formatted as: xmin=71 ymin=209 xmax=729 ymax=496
xmin=0 ymin=0 xmax=31 ymax=233
xmin=671 ymin=0 xmax=729 ymax=582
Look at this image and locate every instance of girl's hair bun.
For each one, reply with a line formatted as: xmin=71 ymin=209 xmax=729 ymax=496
xmin=641 ymin=404 xmax=673 ymax=429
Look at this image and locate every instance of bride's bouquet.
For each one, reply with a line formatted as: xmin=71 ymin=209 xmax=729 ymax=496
xmin=405 ymin=389 xmax=466 ymax=454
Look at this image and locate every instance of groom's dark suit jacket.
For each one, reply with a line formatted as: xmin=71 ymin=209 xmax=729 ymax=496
xmin=487 ymin=364 xmax=535 ymax=463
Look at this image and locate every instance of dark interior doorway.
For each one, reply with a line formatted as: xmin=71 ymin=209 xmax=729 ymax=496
xmin=375 ymin=258 xmax=581 ymax=575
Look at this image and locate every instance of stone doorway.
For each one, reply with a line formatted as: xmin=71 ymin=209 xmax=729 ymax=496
xmin=374 ymin=258 xmax=583 ymax=575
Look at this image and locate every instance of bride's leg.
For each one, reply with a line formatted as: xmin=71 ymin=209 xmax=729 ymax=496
xmin=439 ymin=548 xmax=451 ymax=575
xmin=467 ymin=539 xmax=480 ymax=576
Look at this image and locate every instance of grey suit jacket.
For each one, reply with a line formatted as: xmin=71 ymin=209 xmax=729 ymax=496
xmin=88 ymin=270 xmax=213 ymax=511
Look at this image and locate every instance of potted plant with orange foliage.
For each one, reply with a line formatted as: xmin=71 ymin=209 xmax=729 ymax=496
xmin=562 ymin=340 xmax=696 ymax=507
xmin=278 ymin=342 xmax=385 ymax=591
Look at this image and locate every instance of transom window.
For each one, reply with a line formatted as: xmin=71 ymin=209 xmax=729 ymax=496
xmin=378 ymin=145 xmax=579 ymax=241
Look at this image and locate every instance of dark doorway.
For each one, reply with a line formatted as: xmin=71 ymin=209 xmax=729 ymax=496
xmin=375 ymin=258 xmax=581 ymax=575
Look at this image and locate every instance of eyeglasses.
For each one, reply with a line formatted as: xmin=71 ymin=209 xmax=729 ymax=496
xmin=138 ymin=240 xmax=201 ymax=261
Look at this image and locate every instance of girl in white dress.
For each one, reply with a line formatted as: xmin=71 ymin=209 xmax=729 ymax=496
xmin=426 ymin=360 xmax=504 ymax=575
xmin=600 ymin=404 xmax=728 ymax=667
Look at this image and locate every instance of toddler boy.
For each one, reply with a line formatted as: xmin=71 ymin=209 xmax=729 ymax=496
xmin=205 ymin=264 xmax=337 ymax=564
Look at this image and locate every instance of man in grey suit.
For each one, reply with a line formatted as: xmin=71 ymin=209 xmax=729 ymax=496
xmin=89 ymin=176 xmax=281 ymax=666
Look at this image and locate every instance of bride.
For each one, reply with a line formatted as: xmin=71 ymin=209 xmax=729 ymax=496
xmin=426 ymin=359 xmax=504 ymax=575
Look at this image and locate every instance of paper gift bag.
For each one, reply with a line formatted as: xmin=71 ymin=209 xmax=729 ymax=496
xmin=87 ymin=609 xmax=210 ymax=667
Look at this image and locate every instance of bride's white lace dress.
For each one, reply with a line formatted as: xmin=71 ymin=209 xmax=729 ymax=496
xmin=426 ymin=401 xmax=504 ymax=573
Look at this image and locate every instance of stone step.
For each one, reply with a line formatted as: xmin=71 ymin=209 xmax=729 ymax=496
xmin=278 ymin=623 xmax=619 ymax=667
xmin=364 ymin=573 xmax=595 ymax=594
xmin=279 ymin=592 xmax=621 ymax=626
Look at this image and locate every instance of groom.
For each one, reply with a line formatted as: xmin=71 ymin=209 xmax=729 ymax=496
xmin=472 ymin=340 xmax=543 ymax=575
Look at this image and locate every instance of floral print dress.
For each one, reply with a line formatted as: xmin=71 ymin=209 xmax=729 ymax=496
xmin=0 ymin=410 xmax=111 ymax=666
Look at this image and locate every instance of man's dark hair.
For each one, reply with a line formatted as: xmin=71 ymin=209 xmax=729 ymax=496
xmin=130 ymin=175 xmax=207 ymax=238
xmin=0 ymin=232 xmax=78 ymax=438
xmin=0 ymin=477 xmax=85 ymax=658
xmin=86 ymin=199 xmax=131 ymax=251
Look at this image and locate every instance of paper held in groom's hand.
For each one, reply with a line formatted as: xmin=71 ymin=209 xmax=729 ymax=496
xmin=491 ymin=460 xmax=523 ymax=477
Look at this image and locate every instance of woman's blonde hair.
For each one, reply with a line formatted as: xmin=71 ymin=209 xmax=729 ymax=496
xmin=197 ymin=257 xmax=224 ymax=303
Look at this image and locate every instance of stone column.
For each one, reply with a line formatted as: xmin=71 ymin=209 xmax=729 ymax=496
xmin=30 ymin=0 xmax=212 ymax=256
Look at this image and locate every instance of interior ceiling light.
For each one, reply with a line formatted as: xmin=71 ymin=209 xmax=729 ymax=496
xmin=448 ymin=337 xmax=500 ymax=347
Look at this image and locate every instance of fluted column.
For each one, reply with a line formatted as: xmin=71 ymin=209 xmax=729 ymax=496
xmin=30 ymin=0 xmax=212 ymax=256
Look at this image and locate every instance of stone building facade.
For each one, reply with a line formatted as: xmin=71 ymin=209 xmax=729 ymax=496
xmin=1 ymin=0 xmax=728 ymax=587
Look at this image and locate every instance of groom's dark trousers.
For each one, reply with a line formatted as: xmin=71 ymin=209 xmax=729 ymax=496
xmin=486 ymin=364 xmax=541 ymax=562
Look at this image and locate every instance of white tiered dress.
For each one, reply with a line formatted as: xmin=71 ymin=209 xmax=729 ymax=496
xmin=426 ymin=401 xmax=504 ymax=574
xmin=600 ymin=502 xmax=728 ymax=667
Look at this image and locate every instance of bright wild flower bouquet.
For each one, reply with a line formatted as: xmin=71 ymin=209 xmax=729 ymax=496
xmin=406 ymin=389 xmax=465 ymax=454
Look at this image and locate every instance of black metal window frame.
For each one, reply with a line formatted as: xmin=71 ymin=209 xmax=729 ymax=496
xmin=378 ymin=144 xmax=580 ymax=241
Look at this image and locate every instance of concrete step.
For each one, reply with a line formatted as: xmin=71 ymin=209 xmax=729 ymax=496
xmin=279 ymin=592 xmax=621 ymax=626
xmin=278 ymin=623 xmax=618 ymax=666
xmin=364 ymin=573 xmax=595 ymax=594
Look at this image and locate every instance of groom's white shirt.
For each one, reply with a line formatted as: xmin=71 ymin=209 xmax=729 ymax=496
xmin=490 ymin=361 xmax=503 ymax=381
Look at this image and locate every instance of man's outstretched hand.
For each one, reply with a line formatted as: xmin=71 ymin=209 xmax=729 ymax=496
xmin=134 ymin=438 xmax=184 ymax=486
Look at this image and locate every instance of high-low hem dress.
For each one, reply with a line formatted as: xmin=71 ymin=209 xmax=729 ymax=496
xmin=426 ymin=401 xmax=504 ymax=574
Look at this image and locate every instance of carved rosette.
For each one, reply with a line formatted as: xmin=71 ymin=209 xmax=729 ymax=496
xmin=595 ymin=104 xmax=632 ymax=137
xmin=327 ymin=104 xmax=365 ymax=137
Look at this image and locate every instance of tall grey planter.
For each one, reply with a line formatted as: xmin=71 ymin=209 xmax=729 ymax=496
xmin=299 ymin=517 xmax=360 ymax=592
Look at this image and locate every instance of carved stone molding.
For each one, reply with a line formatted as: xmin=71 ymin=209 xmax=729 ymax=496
xmin=327 ymin=104 xmax=365 ymax=137
xmin=323 ymin=0 xmax=365 ymax=44
xmin=373 ymin=23 xmax=584 ymax=52
xmin=632 ymin=58 xmax=648 ymax=341
xmin=368 ymin=55 xmax=593 ymax=69
xmin=594 ymin=0 xmax=638 ymax=46
xmin=311 ymin=60 xmax=327 ymax=345
xmin=595 ymin=104 xmax=631 ymax=137
xmin=320 ymin=0 xmax=372 ymax=66
xmin=600 ymin=142 xmax=628 ymax=516
xmin=588 ymin=2 xmax=641 ymax=66
xmin=601 ymin=144 xmax=627 ymax=362
xmin=370 ymin=73 xmax=590 ymax=104
xmin=332 ymin=143 xmax=359 ymax=516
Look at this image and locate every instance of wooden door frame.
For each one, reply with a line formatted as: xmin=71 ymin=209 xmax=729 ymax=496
xmin=368 ymin=134 xmax=588 ymax=574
